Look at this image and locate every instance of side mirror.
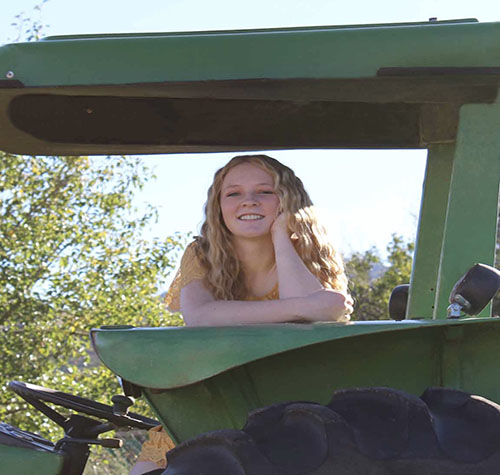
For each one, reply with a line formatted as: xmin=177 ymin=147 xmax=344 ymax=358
xmin=388 ymin=284 xmax=409 ymax=321
xmin=448 ymin=263 xmax=500 ymax=318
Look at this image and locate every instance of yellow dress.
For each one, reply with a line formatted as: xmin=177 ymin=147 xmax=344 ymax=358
xmin=165 ymin=241 xmax=279 ymax=311
xmin=136 ymin=425 xmax=175 ymax=469
xmin=137 ymin=241 xmax=279 ymax=470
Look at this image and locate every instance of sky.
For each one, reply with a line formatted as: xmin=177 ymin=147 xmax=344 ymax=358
xmin=2 ymin=0 xmax=499 ymax=256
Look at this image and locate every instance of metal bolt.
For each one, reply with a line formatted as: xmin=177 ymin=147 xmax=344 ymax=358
xmin=453 ymin=293 xmax=471 ymax=311
xmin=6 ymin=71 xmax=14 ymax=79
xmin=447 ymin=302 xmax=462 ymax=318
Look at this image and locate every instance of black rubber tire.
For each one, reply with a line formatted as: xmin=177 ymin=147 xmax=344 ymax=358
xmin=160 ymin=387 xmax=500 ymax=475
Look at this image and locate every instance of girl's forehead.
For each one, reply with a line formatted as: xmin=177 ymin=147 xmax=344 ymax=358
xmin=222 ymin=163 xmax=274 ymax=187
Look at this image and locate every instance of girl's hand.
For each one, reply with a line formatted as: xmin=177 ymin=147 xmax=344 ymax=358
xmin=270 ymin=211 xmax=289 ymax=239
xmin=301 ymin=289 xmax=354 ymax=322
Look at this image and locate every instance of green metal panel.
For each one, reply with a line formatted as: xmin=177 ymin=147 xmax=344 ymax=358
xmin=91 ymin=320 xmax=477 ymax=389
xmin=145 ymin=328 xmax=441 ymax=442
xmin=434 ymin=97 xmax=500 ymax=318
xmin=407 ymin=144 xmax=455 ymax=319
xmin=1 ymin=20 xmax=497 ymax=88
xmin=0 ymin=444 xmax=63 ymax=474
xmin=109 ymin=319 xmax=500 ymax=443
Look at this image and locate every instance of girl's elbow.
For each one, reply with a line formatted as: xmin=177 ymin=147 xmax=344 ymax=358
xmin=181 ymin=303 xmax=215 ymax=326
xmin=182 ymin=310 xmax=202 ymax=326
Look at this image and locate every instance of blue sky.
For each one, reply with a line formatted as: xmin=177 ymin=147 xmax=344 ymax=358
xmin=2 ymin=0 xmax=499 ymax=255
xmin=3 ymin=0 xmax=499 ymax=38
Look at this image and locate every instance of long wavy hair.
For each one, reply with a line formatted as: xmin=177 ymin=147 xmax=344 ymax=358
xmin=196 ymin=154 xmax=348 ymax=300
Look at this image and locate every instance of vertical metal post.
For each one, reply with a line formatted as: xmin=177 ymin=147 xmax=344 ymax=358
xmin=434 ymin=99 xmax=500 ymax=319
xmin=407 ymin=144 xmax=455 ymax=319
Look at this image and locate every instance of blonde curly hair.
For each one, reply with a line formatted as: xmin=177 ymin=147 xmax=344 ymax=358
xmin=195 ymin=154 xmax=347 ymax=300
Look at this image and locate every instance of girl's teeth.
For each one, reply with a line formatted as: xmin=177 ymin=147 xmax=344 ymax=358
xmin=240 ymin=215 xmax=263 ymax=220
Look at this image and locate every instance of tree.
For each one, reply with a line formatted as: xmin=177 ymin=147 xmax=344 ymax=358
xmin=345 ymin=235 xmax=414 ymax=320
xmin=0 ymin=155 xmax=183 ymax=437
xmin=0 ymin=7 xmax=182 ymax=472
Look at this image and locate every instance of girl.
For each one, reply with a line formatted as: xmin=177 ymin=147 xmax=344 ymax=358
xmin=166 ymin=154 xmax=352 ymax=324
xmin=131 ymin=154 xmax=352 ymax=474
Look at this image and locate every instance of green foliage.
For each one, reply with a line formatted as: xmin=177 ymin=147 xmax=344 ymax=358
xmin=0 ymin=154 xmax=183 ymax=441
xmin=346 ymin=235 xmax=414 ymax=320
xmin=83 ymin=430 xmax=146 ymax=475
xmin=7 ymin=0 xmax=49 ymax=43
xmin=1 ymin=7 xmax=181 ymax=473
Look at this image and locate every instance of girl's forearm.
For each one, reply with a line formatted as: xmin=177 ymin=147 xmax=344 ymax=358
xmin=273 ymin=231 xmax=323 ymax=298
xmin=183 ymin=297 xmax=306 ymax=326
xmin=181 ymin=281 xmax=350 ymax=327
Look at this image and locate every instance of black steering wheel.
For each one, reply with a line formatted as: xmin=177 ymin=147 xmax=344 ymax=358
xmin=9 ymin=380 xmax=158 ymax=431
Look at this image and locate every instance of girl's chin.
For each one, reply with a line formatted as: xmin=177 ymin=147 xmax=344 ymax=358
xmin=229 ymin=221 xmax=271 ymax=236
xmin=231 ymin=229 xmax=272 ymax=240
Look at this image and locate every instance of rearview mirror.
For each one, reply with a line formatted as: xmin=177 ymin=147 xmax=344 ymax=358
xmin=388 ymin=284 xmax=410 ymax=321
xmin=448 ymin=264 xmax=500 ymax=318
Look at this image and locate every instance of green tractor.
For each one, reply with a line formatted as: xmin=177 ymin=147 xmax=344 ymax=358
xmin=1 ymin=18 xmax=500 ymax=474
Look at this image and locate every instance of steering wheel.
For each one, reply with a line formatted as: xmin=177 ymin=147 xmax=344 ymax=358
xmin=9 ymin=380 xmax=158 ymax=431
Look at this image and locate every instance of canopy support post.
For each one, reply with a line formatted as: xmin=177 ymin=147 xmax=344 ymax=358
xmin=434 ymin=97 xmax=500 ymax=319
xmin=407 ymin=143 xmax=455 ymax=319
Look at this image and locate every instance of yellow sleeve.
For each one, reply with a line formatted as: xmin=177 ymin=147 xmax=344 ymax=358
xmin=164 ymin=242 xmax=206 ymax=311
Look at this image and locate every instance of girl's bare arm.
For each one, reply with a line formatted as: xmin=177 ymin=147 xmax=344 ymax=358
xmin=180 ymin=279 xmax=351 ymax=326
xmin=271 ymin=214 xmax=324 ymax=298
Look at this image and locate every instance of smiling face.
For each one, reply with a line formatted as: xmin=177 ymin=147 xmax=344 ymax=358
xmin=220 ymin=162 xmax=280 ymax=240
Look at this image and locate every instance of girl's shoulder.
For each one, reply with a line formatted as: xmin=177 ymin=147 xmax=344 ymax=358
xmin=164 ymin=239 xmax=206 ymax=311
xmin=179 ymin=239 xmax=205 ymax=279
xmin=181 ymin=239 xmax=201 ymax=262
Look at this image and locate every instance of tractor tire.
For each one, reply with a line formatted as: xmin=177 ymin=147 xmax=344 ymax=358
xmin=159 ymin=387 xmax=500 ymax=475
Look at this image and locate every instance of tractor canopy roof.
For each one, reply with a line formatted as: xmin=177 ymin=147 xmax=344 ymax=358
xmin=1 ymin=18 xmax=500 ymax=155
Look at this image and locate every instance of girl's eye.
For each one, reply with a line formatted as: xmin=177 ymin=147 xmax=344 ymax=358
xmin=227 ymin=192 xmax=239 ymax=197
xmin=260 ymin=190 xmax=274 ymax=194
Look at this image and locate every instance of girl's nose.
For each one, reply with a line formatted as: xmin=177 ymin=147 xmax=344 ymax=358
xmin=242 ymin=192 xmax=258 ymax=206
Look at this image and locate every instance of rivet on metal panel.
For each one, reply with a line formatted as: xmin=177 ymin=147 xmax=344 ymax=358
xmin=5 ymin=71 xmax=15 ymax=79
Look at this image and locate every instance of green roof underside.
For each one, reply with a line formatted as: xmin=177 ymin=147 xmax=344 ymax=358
xmin=1 ymin=19 xmax=500 ymax=155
